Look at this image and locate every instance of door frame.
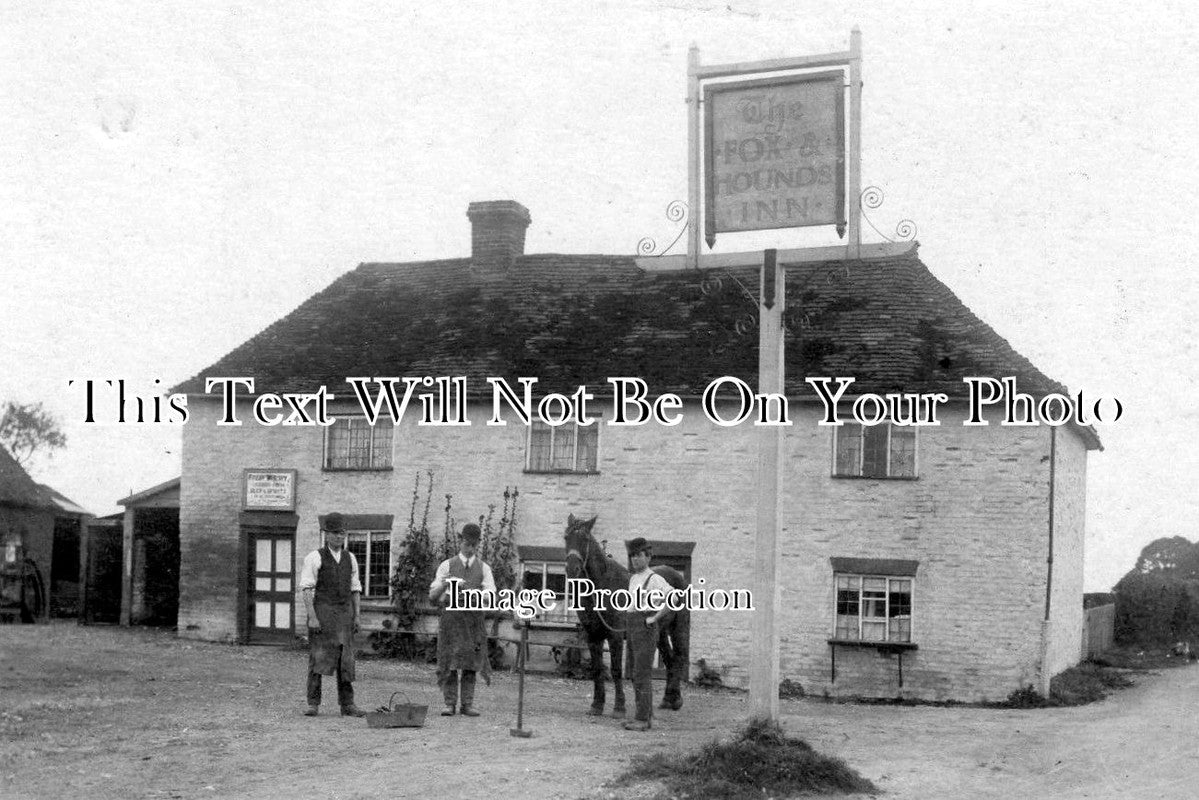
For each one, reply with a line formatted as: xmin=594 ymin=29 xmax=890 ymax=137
xmin=238 ymin=512 xmax=299 ymax=645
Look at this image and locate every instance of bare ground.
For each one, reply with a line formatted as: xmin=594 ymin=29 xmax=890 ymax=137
xmin=1 ymin=622 xmax=1196 ymax=800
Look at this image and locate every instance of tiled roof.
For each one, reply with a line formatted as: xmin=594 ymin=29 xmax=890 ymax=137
xmin=37 ymin=484 xmax=90 ymax=516
xmin=173 ymin=244 xmax=1097 ymax=447
xmin=117 ymin=476 xmax=181 ymax=508
xmin=0 ymin=446 xmax=55 ymax=510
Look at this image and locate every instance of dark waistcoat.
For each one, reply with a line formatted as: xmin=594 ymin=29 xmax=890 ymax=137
xmin=314 ymin=548 xmax=353 ymax=606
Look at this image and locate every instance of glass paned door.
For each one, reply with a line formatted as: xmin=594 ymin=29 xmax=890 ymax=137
xmin=248 ymin=531 xmax=295 ymax=644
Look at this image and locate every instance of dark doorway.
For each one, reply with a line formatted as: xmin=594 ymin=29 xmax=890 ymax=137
xmin=132 ymin=508 xmax=180 ymax=627
xmin=84 ymin=524 xmax=122 ymax=624
xmin=50 ymin=517 xmax=81 ymax=617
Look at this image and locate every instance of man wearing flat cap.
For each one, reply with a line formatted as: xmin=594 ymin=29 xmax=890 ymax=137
xmin=624 ymin=537 xmax=673 ymax=731
xmin=429 ymin=523 xmax=495 ymax=717
xmin=300 ymin=512 xmax=366 ymax=717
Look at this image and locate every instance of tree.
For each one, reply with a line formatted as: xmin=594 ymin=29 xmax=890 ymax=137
xmin=0 ymin=401 xmax=67 ymax=470
xmin=1114 ymin=536 xmax=1199 ymax=646
xmin=1132 ymin=536 xmax=1199 ymax=580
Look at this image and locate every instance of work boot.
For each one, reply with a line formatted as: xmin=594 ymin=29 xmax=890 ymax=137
xmin=441 ymin=706 xmax=456 ymax=716
xmin=303 ymin=705 xmax=319 ymax=717
xmin=460 ymin=706 xmax=480 ymax=717
xmin=340 ymin=706 xmax=367 ymax=717
xmin=623 ymin=720 xmax=651 ymax=731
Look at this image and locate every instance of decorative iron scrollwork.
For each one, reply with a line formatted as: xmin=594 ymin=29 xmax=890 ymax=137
xmin=636 ymin=200 xmax=690 ymax=257
xmin=699 ymin=269 xmax=756 ymax=307
xmin=733 ymin=313 xmax=758 ymax=336
xmin=783 ymin=307 xmax=811 ymax=334
xmin=696 ymin=254 xmax=854 ymax=343
xmin=860 ymin=185 xmax=917 ymax=243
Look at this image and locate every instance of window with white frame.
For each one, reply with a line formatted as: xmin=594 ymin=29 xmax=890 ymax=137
xmin=834 ymin=573 xmax=913 ymax=643
xmin=345 ymin=530 xmax=391 ymax=599
xmin=324 ymin=417 xmax=393 ymax=470
xmin=833 ymin=423 xmax=916 ymax=478
xmin=520 ymin=559 xmax=578 ymax=626
xmin=526 ymin=420 xmax=598 ymax=473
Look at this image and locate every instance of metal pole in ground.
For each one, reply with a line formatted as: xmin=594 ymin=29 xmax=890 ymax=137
xmin=510 ymin=622 xmax=533 ymax=737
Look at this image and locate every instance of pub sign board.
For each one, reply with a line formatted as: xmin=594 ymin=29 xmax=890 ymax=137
xmin=703 ymin=71 xmax=845 ymax=244
xmin=243 ymin=468 xmax=297 ymax=512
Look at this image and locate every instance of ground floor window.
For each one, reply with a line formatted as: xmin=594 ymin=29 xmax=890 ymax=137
xmin=833 ymin=573 xmax=913 ymax=643
xmin=520 ymin=559 xmax=577 ymax=626
xmin=346 ymin=531 xmax=391 ymax=599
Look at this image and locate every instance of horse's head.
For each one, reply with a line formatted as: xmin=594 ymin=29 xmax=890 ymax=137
xmin=564 ymin=513 xmax=598 ymax=579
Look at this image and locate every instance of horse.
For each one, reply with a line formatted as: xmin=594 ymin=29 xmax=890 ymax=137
xmin=563 ymin=513 xmax=691 ymax=717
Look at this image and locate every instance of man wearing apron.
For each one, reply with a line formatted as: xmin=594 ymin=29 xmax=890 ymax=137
xmin=300 ymin=512 xmax=366 ymax=717
xmin=624 ymin=537 xmax=672 ymax=732
xmin=429 ymin=523 xmax=495 ymax=717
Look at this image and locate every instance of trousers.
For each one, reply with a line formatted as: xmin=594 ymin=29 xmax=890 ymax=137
xmin=439 ymin=669 xmax=477 ymax=710
xmin=306 ymin=647 xmax=354 ymax=708
xmin=627 ymin=615 xmax=657 ymax=723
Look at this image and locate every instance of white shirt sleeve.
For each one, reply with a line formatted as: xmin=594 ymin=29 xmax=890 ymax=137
xmin=647 ymin=572 xmax=672 ymax=605
xmin=299 ymin=550 xmax=322 ymax=591
xmin=629 ymin=570 xmax=673 ymax=611
xmin=299 ymin=549 xmax=362 ymax=593
xmin=429 ymin=557 xmax=452 ymax=593
xmin=480 ymin=561 xmax=497 ymax=596
xmin=347 ymin=551 xmax=362 ymax=594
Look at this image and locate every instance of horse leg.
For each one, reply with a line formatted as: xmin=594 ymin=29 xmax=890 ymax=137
xmin=657 ymin=623 xmax=678 ymax=710
xmin=666 ymin=615 xmax=689 ymax=710
xmin=610 ymin=635 xmax=626 ymax=717
xmin=588 ymin=639 xmax=605 ymax=715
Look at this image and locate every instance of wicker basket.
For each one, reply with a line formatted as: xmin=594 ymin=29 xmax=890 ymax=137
xmin=365 ymin=691 xmax=428 ymax=728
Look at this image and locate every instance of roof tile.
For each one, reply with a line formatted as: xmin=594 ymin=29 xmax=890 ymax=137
xmin=173 ymin=247 xmax=1094 ymax=447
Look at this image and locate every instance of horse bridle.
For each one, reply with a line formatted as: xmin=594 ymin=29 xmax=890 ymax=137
xmin=565 ymin=535 xmax=626 ymax=634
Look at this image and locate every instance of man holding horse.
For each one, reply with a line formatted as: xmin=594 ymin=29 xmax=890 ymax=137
xmin=429 ymin=523 xmax=494 ymax=717
xmin=624 ymin=536 xmax=673 ymax=732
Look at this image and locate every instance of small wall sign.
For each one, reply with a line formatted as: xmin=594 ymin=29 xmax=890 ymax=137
xmin=243 ymin=469 xmax=297 ymax=511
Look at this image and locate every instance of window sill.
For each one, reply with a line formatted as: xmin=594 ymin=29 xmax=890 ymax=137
xmin=365 ymin=605 xmax=514 ymax=621
xmin=830 ymin=474 xmax=918 ymax=481
xmin=523 ymin=619 xmax=579 ymax=630
xmin=828 ymin=638 xmax=917 ymax=654
xmin=321 ymin=466 xmax=395 ymax=473
xmin=523 ymin=469 xmax=600 ymax=476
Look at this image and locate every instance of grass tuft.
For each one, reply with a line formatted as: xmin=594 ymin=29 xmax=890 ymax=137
xmin=996 ymin=662 xmax=1137 ymax=708
xmin=1091 ymin=645 xmax=1197 ymax=671
xmin=614 ymin=717 xmax=876 ymax=799
xmin=1049 ymin=662 xmax=1134 ymax=705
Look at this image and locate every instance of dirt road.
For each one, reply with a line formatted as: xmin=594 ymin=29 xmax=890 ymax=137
xmin=1 ymin=623 xmax=1194 ymax=799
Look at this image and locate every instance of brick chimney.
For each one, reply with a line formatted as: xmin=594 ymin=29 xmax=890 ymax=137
xmin=467 ymin=200 xmax=531 ymax=269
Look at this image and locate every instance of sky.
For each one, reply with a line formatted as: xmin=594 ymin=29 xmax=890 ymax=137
xmin=2 ymin=1 xmax=1196 ymax=592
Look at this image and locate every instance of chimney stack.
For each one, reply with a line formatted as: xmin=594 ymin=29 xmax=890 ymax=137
xmin=467 ymin=200 xmax=531 ymax=269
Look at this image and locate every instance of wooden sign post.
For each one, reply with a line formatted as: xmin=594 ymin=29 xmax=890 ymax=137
xmin=686 ymin=31 xmax=862 ymax=721
xmin=750 ymin=248 xmax=785 ymax=720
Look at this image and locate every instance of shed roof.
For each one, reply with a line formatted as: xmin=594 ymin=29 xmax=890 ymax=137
xmin=0 ymin=446 xmax=55 ymax=511
xmin=37 ymin=484 xmax=90 ymax=516
xmin=117 ymin=476 xmax=181 ymax=508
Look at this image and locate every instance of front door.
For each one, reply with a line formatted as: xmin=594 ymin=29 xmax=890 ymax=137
xmin=248 ymin=531 xmax=295 ymax=644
